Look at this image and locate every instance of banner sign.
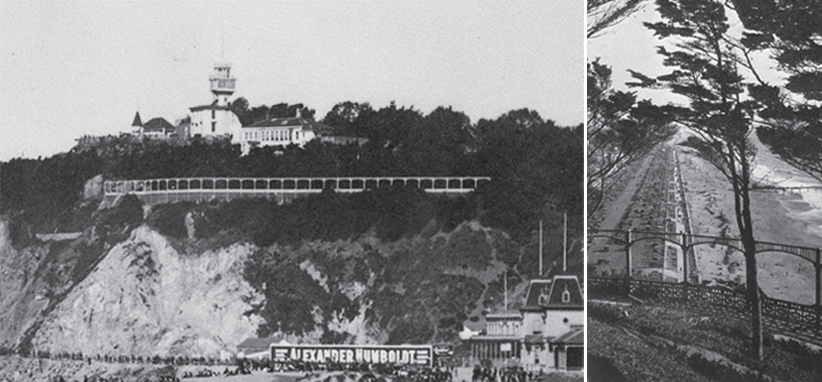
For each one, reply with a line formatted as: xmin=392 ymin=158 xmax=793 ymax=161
xmin=271 ymin=345 xmax=432 ymax=366
xmin=432 ymin=344 xmax=454 ymax=357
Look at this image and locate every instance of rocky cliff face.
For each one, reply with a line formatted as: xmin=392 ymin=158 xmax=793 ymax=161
xmin=1 ymin=208 xmax=576 ymax=360
xmin=0 ymin=219 xmax=51 ymax=350
xmin=30 ymin=226 xmax=263 ymax=358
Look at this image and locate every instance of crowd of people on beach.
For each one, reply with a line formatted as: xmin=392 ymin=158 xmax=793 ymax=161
xmin=471 ymin=366 xmax=535 ymax=382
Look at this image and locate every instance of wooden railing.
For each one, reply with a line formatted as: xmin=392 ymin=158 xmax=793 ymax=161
xmin=102 ymin=176 xmax=492 ymax=206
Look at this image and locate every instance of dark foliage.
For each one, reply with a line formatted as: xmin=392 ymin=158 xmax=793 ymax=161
xmin=1 ymin=104 xmax=584 ymax=347
xmin=147 ymin=202 xmax=194 ymax=240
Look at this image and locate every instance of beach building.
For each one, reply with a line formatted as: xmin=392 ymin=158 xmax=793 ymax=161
xmin=465 ymin=273 xmax=584 ymax=371
xmin=236 ymin=336 xmax=289 ymax=359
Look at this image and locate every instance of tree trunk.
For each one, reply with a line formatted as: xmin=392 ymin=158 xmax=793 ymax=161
xmin=744 ymin=239 xmax=764 ymax=360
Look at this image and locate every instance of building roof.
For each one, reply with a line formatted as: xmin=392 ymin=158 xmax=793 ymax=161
xmin=189 ymin=104 xmax=231 ymax=112
xmin=236 ymin=336 xmax=284 ymax=350
xmin=142 ymin=117 xmax=175 ymax=133
xmin=521 ymin=275 xmax=583 ymax=311
xmin=524 ymin=334 xmax=546 ymax=344
xmin=131 ymin=112 xmax=142 ymax=127
xmin=551 ymin=329 xmax=583 ymax=345
xmin=463 ymin=318 xmax=486 ymax=332
xmin=486 ymin=310 xmax=523 ymax=320
xmin=245 ymin=117 xmax=334 ymax=134
xmin=466 ymin=335 xmax=522 ymax=342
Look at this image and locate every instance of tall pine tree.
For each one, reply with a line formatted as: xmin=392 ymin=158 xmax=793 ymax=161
xmin=632 ymin=0 xmax=765 ymax=359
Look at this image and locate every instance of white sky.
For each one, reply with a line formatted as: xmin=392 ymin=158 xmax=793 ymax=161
xmin=0 ymin=0 xmax=584 ymax=161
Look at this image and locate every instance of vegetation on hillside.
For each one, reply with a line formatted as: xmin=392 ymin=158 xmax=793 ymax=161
xmin=589 ymin=301 xmax=822 ymax=382
xmin=2 ymin=105 xmax=582 ymax=242
xmin=0 ymin=104 xmax=582 ymax=347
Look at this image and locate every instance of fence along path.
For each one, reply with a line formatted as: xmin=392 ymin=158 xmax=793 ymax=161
xmin=589 ymin=229 xmax=822 ymax=344
xmin=103 ymin=176 xmax=491 ymax=206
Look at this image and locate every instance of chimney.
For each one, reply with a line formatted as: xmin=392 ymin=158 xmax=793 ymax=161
xmin=296 ymin=108 xmax=302 ymax=118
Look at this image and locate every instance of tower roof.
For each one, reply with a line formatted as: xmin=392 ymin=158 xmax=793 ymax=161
xmin=521 ymin=275 xmax=583 ymax=311
xmin=131 ymin=112 xmax=142 ymax=127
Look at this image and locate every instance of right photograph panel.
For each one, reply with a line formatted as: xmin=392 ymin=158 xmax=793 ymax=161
xmin=587 ymin=1 xmax=822 ymax=381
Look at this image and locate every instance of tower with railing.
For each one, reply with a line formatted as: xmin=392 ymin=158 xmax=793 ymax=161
xmin=209 ymin=62 xmax=236 ymax=107
xmin=187 ymin=62 xmax=242 ymax=138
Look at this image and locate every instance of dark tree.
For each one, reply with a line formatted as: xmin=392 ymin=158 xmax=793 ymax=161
xmin=731 ymin=0 xmax=822 ymax=182
xmin=397 ymin=106 xmax=473 ymax=176
xmin=634 ymin=0 xmax=765 ymax=359
xmin=586 ymin=59 xmax=675 ymax=215
xmin=321 ymin=101 xmax=374 ymax=137
xmin=588 ymin=0 xmax=646 ymax=38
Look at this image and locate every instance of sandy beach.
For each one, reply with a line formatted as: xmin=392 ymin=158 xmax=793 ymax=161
xmin=678 ymin=132 xmax=822 ymax=305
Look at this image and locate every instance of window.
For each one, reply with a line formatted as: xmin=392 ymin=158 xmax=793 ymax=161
xmin=562 ymin=289 xmax=571 ymax=303
xmin=212 ymin=122 xmax=216 ymax=132
xmin=212 ymin=109 xmax=216 ymax=119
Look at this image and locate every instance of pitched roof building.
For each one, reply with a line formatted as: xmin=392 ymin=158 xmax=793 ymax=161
xmin=232 ymin=109 xmax=335 ymax=154
xmin=141 ymin=117 xmax=176 ymax=137
xmin=183 ymin=63 xmax=242 ymax=139
xmin=236 ymin=336 xmax=288 ymax=359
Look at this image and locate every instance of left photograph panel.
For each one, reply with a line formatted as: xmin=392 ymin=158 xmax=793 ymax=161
xmin=0 ymin=1 xmax=585 ymax=381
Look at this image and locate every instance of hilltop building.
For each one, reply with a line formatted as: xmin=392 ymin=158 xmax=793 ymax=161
xmin=141 ymin=117 xmax=176 ymax=138
xmin=130 ymin=112 xmax=143 ymax=135
xmin=232 ymin=109 xmax=335 ymax=154
xmin=183 ymin=62 xmax=243 ymax=139
xmin=465 ymin=273 xmax=584 ymax=372
xmin=113 ymin=62 xmax=358 ymax=150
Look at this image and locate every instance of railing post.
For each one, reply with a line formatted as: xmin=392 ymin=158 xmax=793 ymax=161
xmin=626 ymin=229 xmax=632 ymax=280
xmin=816 ymin=248 xmax=821 ymax=327
xmin=681 ymin=232 xmax=689 ymax=285
xmin=681 ymin=232 xmax=689 ymax=302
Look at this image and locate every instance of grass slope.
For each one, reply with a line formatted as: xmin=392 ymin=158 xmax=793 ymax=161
xmin=588 ymin=301 xmax=822 ymax=382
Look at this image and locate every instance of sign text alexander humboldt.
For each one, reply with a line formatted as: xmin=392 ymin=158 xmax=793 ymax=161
xmin=271 ymin=345 xmax=432 ymax=366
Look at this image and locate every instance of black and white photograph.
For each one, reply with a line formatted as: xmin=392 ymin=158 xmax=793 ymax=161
xmin=0 ymin=1 xmax=584 ymax=381
xmin=587 ymin=1 xmax=822 ymax=381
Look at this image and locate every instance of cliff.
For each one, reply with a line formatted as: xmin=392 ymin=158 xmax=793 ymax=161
xmin=30 ymin=226 xmax=262 ymax=358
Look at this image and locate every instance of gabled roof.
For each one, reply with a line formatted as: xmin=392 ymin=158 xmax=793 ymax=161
xmin=142 ymin=117 xmax=175 ymax=133
xmin=189 ymin=104 xmax=231 ymax=112
xmin=550 ymin=329 xmax=583 ymax=345
xmin=521 ymin=274 xmax=583 ymax=311
xmin=486 ymin=310 xmax=523 ymax=320
xmin=524 ymin=334 xmax=545 ymax=344
xmin=237 ymin=336 xmax=284 ymax=350
xmin=245 ymin=117 xmax=334 ymax=134
xmin=131 ymin=112 xmax=142 ymax=127
xmin=463 ymin=319 xmax=486 ymax=332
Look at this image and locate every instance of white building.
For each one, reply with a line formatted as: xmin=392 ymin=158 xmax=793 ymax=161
xmin=232 ymin=109 xmax=334 ymax=154
xmin=466 ymin=273 xmax=584 ymax=371
xmin=184 ymin=62 xmax=242 ymax=139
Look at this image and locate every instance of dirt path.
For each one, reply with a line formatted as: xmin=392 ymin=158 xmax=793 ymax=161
xmin=592 ymin=154 xmax=655 ymax=232
xmin=590 ymin=129 xmax=822 ymax=305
